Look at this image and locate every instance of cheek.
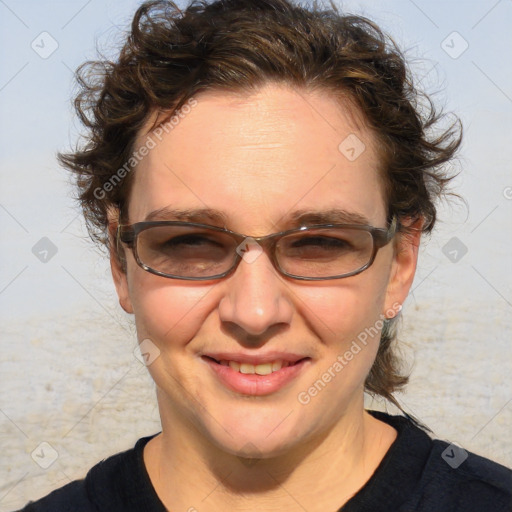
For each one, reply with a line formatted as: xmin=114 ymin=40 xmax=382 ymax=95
xmin=293 ymin=288 xmax=386 ymax=423
xmin=294 ymin=268 xmax=391 ymax=343
xmin=291 ymin=270 xmax=392 ymax=398
xmin=127 ymin=266 xmax=213 ymax=346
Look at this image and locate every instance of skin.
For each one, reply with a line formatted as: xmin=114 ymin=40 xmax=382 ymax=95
xmin=109 ymin=83 xmax=421 ymax=511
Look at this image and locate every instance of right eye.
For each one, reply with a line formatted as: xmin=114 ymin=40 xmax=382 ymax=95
xmin=160 ymin=234 xmax=221 ymax=249
xmin=143 ymin=230 xmax=233 ymax=262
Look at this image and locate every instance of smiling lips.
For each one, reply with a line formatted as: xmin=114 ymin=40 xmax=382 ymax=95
xmin=203 ymin=354 xmax=310 ymax=395
xmin=215 ymin=359 xmax=294 ymax=375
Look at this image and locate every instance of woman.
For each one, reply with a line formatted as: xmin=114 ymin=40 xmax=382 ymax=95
xmin=20 ymin=0 xmax=511 ymax=510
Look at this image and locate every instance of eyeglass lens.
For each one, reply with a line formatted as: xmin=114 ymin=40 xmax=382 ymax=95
xmin=134 ymin=224 xmax=376 ymax=279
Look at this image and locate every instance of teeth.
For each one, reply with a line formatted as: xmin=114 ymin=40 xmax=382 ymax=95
xmin=255 ymin=363 xmax=273 ymax=375
xmin=240 ymin=363 xmax=255 ymax=374
xmin=228 ymin=360 xmax=240 ymax=372
xmin=223 ymin=359 xmax=290 ymax=375
xmin=272 ymin=361 xmax=283 ymax=371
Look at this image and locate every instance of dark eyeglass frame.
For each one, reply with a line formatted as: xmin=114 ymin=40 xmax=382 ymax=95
xmin=117 ymin=216 xmax=399 ymax=281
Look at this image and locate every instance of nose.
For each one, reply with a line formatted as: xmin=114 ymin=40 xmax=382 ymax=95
xmin=217 ymin=243 xmax=293 ymax=339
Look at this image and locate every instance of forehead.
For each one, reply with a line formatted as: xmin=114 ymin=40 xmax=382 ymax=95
xmin=128 ymin=83 xmax=387 ymax=231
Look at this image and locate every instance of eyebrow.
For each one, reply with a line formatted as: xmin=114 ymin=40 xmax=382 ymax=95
xmin=144 ymin=207 xmax=228 ymax=224
xmin=143 ymin=206 xmax=372 ymax=228
xmin=286 ymin=209 xmax=372 ymax=227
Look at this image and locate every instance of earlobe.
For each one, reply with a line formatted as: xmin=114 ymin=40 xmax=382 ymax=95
xmin=108 ymin=215 xmax=134 ymax=315
xmin=111 ymin=251 xmax=134 ymax=314
xmin=383 ymin=217 xmax=423 ymax=317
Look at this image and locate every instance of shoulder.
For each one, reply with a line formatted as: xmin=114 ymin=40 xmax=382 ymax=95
xmin=17 ymin=435 xmax=158 ymax=512
xmin=420 ymin=439 xmax=512 ymax=511
xmin=16 ymin=480 xmax=91 ymax=512
xmin=367 ymin=411 xmax=512 ymax=512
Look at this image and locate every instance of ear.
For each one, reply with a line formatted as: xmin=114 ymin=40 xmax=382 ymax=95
xmin=382 ymin=216 xmax=423 ymax=318
xmin=107 ymin=208 xmax=134 ymax=314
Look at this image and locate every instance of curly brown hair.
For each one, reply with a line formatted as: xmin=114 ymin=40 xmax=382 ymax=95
xmin=59 ymin=0 xmax=462 ymax=411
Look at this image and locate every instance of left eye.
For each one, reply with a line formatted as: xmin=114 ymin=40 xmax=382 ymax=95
xmin=160 ymin=234 xmax=223 ymax=248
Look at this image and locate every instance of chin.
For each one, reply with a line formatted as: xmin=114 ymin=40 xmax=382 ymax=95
xmin=197 ymin=403 xmax=315 ymax=460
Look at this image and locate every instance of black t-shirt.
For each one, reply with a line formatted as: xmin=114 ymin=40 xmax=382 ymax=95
xmin=18 ymin=411 xmax=512 ymax=511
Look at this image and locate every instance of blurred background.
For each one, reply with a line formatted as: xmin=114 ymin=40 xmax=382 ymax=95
xmin=1 ymin=0 xmax=511 ymax=509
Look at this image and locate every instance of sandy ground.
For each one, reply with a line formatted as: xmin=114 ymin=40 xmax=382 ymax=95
xmin=1 ymin=295 xmax=511 ymax=511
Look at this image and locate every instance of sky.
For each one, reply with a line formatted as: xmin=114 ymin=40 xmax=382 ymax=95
xmin=0 ymin=0 xmax=511 ymax=321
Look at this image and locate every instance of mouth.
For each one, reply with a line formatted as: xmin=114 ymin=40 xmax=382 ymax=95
xmin=202 ymin=355 xmax=311 ymax=395
xmin=204 ymin=356 xmax=307 ymax=375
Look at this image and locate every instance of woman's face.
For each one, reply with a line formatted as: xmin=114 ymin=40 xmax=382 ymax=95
xmin=111 ymin=83 xmax=418 ymax=458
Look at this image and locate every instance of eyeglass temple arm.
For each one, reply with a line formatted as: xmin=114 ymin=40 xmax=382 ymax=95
xmin=373 ymin=215 xmax=400 ymax=247
xmin=116 ymin=225 xmax=135 ymax=246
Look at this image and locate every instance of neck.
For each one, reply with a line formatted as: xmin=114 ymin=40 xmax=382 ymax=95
xmin=144 ymin=396 xmax=396 ymax=512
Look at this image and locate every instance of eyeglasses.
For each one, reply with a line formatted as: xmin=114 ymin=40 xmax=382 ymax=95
xmin=117 ymin=217 xmax=399 ymax=281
